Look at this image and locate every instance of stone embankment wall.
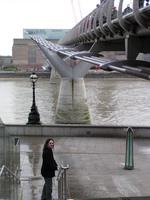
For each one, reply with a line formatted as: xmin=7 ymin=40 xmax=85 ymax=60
xmin=0 ymin=71 xmax=134 ymax=79
xmin=4 ymin=124 xmax=150 ymax=138
xmin=0 ymin=71 xmax=51 ymax=78
xmin=84 ymin=71 xmax=134 ymax=78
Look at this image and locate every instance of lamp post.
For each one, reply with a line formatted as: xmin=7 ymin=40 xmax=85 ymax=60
xmin=27 ymin=72 xmax=41 ymax=124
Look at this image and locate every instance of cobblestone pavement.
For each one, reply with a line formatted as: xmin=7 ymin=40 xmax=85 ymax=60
xmin=19 ymin=136 xmax=150 ymax=200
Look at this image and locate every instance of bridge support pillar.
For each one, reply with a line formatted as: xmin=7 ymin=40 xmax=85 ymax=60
xmin=55 ymin=78 xmax=90 ymax=124
xmin=125 ymin=36 xmax=139 ymax=60
xmin=50 ymin=68 xmax=61 ymax=84
xmin=125 ymin=35 xmax=150 ymax=60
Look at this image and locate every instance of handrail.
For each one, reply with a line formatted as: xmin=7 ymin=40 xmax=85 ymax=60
xmin=0 ymin=165 xmax=20 ymax=183
xmin=57 ymin=164 xmax=69 ymax=181
xmin=58 ymin=0 xmax=150 ymax=45
xmin=56 ymin=164 xmax=69 ymax=200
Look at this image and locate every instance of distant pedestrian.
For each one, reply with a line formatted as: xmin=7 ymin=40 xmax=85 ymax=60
xmin=111 ymin=6 xmax=117 ymax=20
xmin=41 ymin=138 xmax=58 ymax=200
xmin=123 ymin=4 xmax=132 ymax=15
xmin=139 ymin=0 xmax=144 ymax=8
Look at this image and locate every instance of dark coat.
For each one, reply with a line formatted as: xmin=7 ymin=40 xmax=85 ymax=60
xmin=41 ymin=147 xmax=58 ymax=178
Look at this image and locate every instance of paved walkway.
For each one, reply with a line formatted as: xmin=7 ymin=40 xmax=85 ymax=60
xmin=19 ymin=136 xmax=150 ymax=200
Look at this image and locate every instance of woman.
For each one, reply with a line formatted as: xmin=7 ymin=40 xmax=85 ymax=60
xmin=41 ymin=138 xmax=58 ymax=200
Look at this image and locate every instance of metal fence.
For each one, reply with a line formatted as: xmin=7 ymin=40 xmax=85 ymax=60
xmin=0 ymin=130 xmax=21 ymax=200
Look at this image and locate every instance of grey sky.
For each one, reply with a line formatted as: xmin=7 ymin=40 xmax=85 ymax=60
xmin=0 ymin=0 xmax=99 ymax=56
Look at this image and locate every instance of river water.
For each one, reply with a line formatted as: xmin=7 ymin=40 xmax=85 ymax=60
xmin=0 ymin=77 xmax=150 ymax=126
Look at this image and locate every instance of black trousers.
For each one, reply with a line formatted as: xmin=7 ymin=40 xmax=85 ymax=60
xmin=41 ymin=177 xmax=53 ymax=200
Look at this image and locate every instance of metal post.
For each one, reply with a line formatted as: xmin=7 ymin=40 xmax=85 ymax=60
xmin=64 ymin=169 xmax=67 ymax=200
xmin=61 ymin=174 xmax=64 ymax=199
xmin=32 ymin=81 xmax=36 ymax=107
xmin=58 ymin=178 xmax=62 ymax=199
xmin=125 ymin=127 xmax=134 ymax=170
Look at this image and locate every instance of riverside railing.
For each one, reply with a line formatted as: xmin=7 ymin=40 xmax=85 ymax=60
xmin=0 ymin=137 xmax=21 ymax=199
xmin=57 ymin=164 xmax=69 ymax=200
xmin=10 ymin=137 xmax=20 ymax=174
xmin=0 ymin=165 xmax=21 ymax=199
xmin=0 ymin=165 xmax=20 ymax=182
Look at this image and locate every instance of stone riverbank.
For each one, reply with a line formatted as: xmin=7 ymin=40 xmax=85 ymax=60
xmin=0 ymin=71 xmax=134 ymax=79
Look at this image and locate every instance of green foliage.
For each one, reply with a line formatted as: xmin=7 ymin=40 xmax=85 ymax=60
xmin=3 ymin=64 xmax=18 ymax=71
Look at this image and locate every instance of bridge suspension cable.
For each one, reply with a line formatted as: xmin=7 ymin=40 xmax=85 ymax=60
xmin=71 ymin=0 xmax=83 ymax=23
xmin=77 ymin=0 xmax=83 ymax=19
xmin=71 ymin=0 xmax=77 ymax=23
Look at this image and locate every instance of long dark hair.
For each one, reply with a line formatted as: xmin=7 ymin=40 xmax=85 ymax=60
xmin=43 ymin=138 xmax=54 ymax=151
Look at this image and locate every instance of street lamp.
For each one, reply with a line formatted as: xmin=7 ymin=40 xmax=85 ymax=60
xmin=27 ymin=72 xmax=41 ymax=124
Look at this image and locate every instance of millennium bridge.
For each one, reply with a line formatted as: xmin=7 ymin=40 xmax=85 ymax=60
xmin=30 ymin=0 xmax=150 ymax=124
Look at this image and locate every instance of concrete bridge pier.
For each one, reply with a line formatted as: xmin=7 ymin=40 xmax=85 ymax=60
xmin=125 ymin=35 xmax=150 ymax=60
xmin=50 ymin=67 xmax=61 ymax=84
xmin=55 ymin=78 xmax=90 ymax=124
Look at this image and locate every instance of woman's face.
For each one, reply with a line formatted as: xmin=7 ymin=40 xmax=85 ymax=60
xmin=48 ymin=140 xmax=54 ymax=149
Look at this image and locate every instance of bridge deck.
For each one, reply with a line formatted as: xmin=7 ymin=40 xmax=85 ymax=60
xmin=58 ymin=1 xmax=150 ymax=45
xmin=31 ymin=35 xmax=150 ymax=80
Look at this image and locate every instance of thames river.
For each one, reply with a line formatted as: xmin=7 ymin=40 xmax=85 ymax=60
xmin=0 ymin=77 xmax=150 ymax=126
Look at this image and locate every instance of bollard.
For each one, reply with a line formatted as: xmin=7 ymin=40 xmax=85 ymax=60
xmin=125 ymin=127 xmax=134 ymax=170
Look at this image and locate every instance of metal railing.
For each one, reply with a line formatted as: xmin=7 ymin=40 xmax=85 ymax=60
xmin=58 ymin=0 xmax=150 ymax=45
xmin=57 ymin=164 xmax=69 ymax=200
xmin=0 ymin=165 xmax=21 ymax=199
xmin=0 ymin=165 xmax=20 ymax=183
xmin=9 ymin=137 xmax=20 ymax=175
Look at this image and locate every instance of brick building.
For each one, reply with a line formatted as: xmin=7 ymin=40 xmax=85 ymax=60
xmin=0 ymin=56 xmax=12 ymax=70
xmin=12 ymin=29 xmax=69 ymax=71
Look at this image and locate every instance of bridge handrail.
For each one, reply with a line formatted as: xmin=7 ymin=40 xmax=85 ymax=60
xmin=56 ymin=164 xmax=69 ymax=200
xmin=58 ymin=0 xmax=150 ymax=45
xmin=0 ymin=165 xmax=20 ymax=183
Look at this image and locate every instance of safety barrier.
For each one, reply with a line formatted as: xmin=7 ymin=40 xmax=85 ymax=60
xmin=0 ymin=165 xmax=21 ymax=199
xmin=0 ymin=165 xmax=20 ymax=182
xmin=0 ymin=137 xmax=21 ymax=199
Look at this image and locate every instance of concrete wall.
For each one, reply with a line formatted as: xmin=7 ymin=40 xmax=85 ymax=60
xmin=4 ymin=124 xmax=150 ymax=138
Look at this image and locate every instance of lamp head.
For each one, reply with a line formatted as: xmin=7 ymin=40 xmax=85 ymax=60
xmin=30 ymin=72 xmax=38 ymax=83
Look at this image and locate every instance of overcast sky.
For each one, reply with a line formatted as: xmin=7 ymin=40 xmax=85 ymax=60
xmin=0 ymin=0 xmax=99 ymax=56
